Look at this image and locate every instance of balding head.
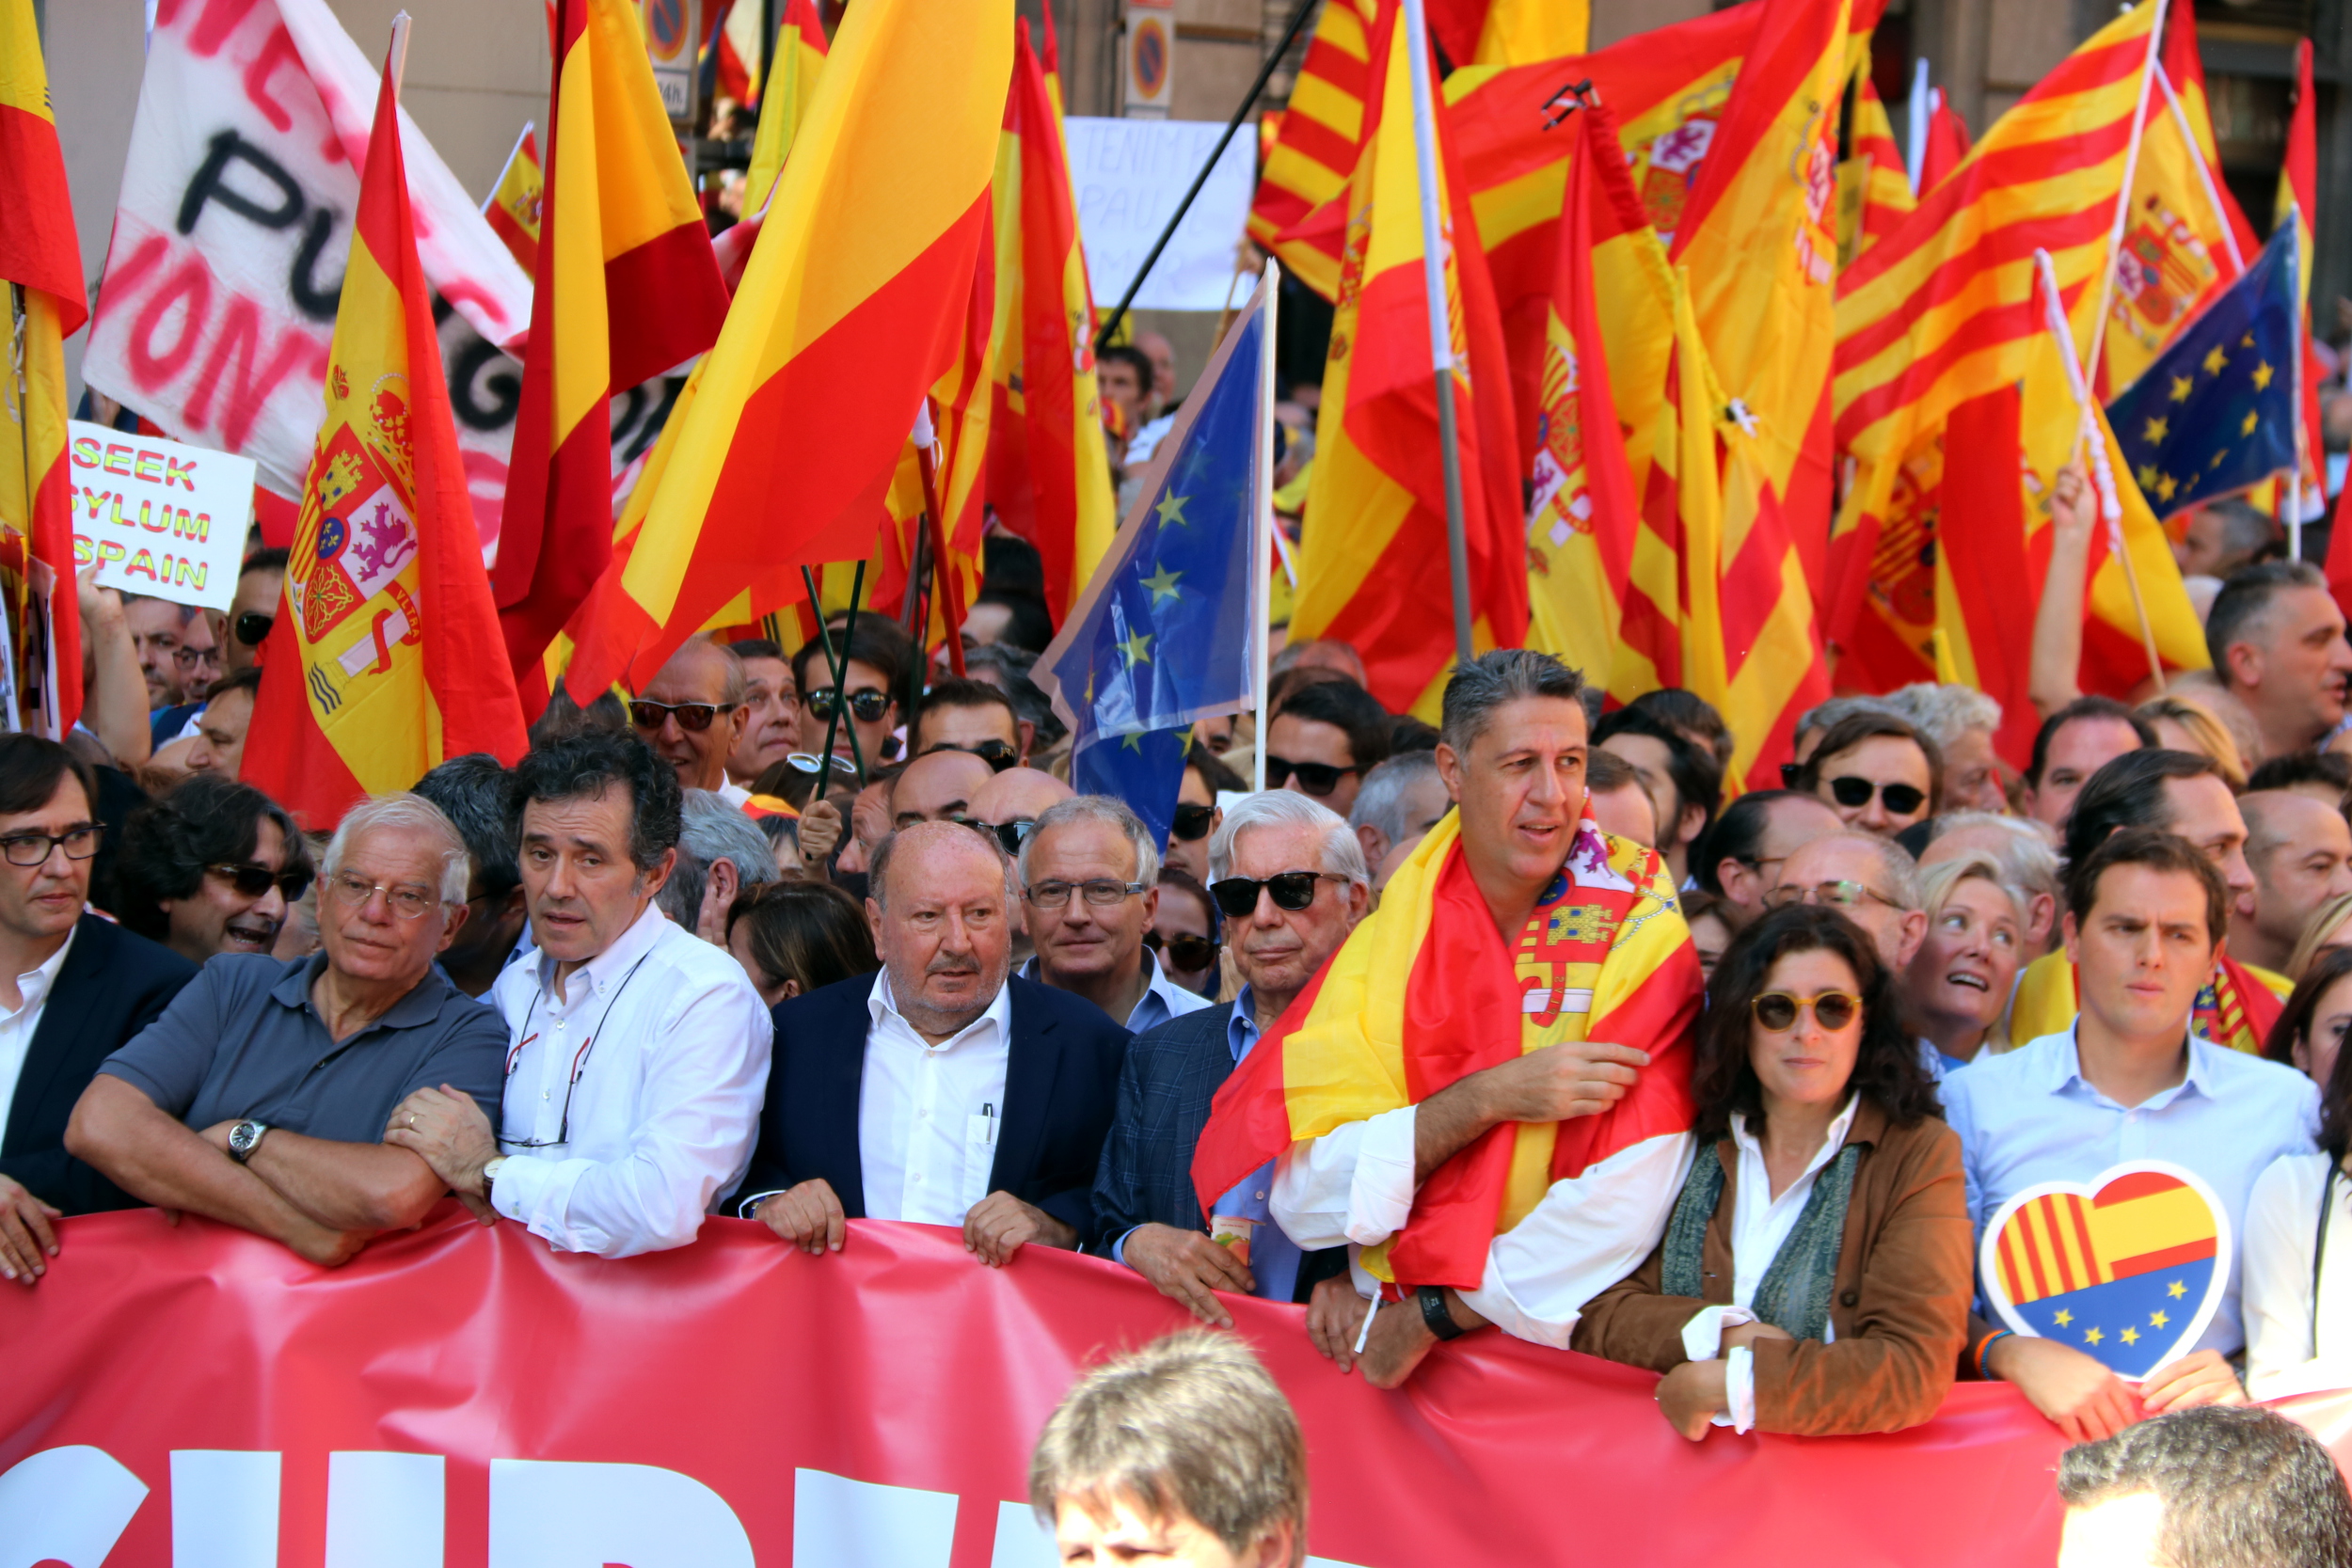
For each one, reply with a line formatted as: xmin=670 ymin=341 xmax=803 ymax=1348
xmin=892 ymin=748 xmax=995 ymax=828
xmin=866 ymin=821 xmax=1014 ymax=1039
xmin=2233 ymin=788 xmax=2352 ymax=972
xmin=971 ymin=766 xmax=1074 ymax=829
xmin=1776 ymin=830 xmax=1927 ymax=971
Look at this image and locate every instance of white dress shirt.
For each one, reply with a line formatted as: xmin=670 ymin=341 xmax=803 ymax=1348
xmin=2241 ymin=1150 xmax=2352 ymax=1400
xmin=716 ymin=779 xmax=753 ymax=809
xmin=0 ymin=927 xmax=73 ymax=1138
xmin=1679 ymin=1097 xmax=1861 ymax=1433
xmin=489 ymin=903 xmax=772 ymax=1258
xmin=1017 ymin=947 xmax=1214 ymax=1034
xmin=857 ymin=971 xmax=1015 ymax=1224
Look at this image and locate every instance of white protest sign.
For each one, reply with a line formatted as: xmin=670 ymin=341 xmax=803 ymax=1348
xmin=1067 ymin=117 xmax=1255 ymax=311
xmin=66 ymin=421 xmax=254 ymax=612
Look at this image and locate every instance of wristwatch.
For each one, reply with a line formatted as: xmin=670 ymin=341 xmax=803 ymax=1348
xmin=1418 ymin=1285 xmax=1466 ymax=1341
xmin=226 ymin=1120 xmax=269 ymax=1164
xmin=480 ymin=1155 xmax=508 ymax=1205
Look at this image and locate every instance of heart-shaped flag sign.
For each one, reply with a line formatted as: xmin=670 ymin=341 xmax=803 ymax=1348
xmin=1979 ymin=1161 xmax=2233 ymax=1382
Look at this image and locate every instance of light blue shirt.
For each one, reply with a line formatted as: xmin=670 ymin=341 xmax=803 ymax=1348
xmin=1942 ymin=1025 xmax=2319 ymax=1356
xmin=1018 ymin=948 xmax=1214 ymax=1036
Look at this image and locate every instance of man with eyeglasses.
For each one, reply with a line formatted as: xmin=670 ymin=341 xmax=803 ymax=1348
xmin=630 ymin=638 xmax=752 ymax=805
xmin=913 ymin=676 xmax=1029 ymax=771
xmin=147 ymin=611 xmax=223 ymax=751
xmin=969 ymin=767 xmax=1075 ymax=968
xmin=1766 ymin=832 xmax=1928 ymax=975
xmin=382 ymin=733 xmax=771 ymax=1258
xmin=1016 ymin=796 xmax=1213 ymax=1035
xmin=121 ymin=594 xmax=199 ymax=712
xmin=0 ymin=737 xmax=195 ymax=1275
xmin=1263 ymin=678 xmax=1391 ymax=819
xmin=113 ymin=775 xmax=313 ymax=964
xmin=1092 ymin=790 xmax=1370 ymax=1324
xmin=68 ymin=795 xmax=507 ymax=1269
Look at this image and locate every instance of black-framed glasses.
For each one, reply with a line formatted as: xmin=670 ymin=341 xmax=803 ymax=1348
xmin=1210 ymin=871 xmax=1344 ymax=919
xmin=206 ymin=862 xmax=313 ymax=902
xmin=967 ymin=817 xmax=1035 ymax=856
xmin=1827 ymin=776 xmax=1927 ymax=816
xmin=1752 ymin=990 xmax=1861 ymax=1033
xmin=1144 ymin=928 xmax=1219 ymax=972
xmin=628 ymin=699 xmax=737 ymax=733
xmin=233 ymin=610 xmax=274 ymax=648
xmin=0 ymin=824 xmax=100 ymax=866
xmin=1763 ymin=879 xmax=1900 ymax=914
xmin=1171 ymin=802 xmax=1216 ymax=842
xmin=1025 ymin=878 xmax=1148 ymax=909
xmin=1263 ymin=753 xmax=1359 ymax=798
xmin=171 ymin=643 xmax=219 ymax=671
xmin=326 ymin=871 xmax=440 ymax=920
xmin=805 ymin=688 xmax=891 ymax=723
xmin=926 ymin=738 xmax=1017 ymax=773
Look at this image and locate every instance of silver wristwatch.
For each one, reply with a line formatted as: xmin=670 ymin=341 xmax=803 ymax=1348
xmin=226 ymin=1120 xmax=270 ymax=1164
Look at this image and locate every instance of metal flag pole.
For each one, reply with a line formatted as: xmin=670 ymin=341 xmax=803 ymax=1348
xmin=1905 ymin=57 xmax=1930 ymax=195
xmin=802 ymin=562 xmax=869 ymax=786
xmin=2289 ymin=201 xmax=2309 ymax=561
xmin=1399 ymin=0 xmax=1474 ymax=670
xmin=1254 ymin=259 xmax=1280 ymax=797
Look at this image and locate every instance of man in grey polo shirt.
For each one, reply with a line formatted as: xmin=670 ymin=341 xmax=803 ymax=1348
xmin=67 ymin=794 xmax=505 ymax=1267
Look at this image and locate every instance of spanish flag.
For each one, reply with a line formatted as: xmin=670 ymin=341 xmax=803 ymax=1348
xmin=1289 ymin=8 xmax=1526 ymax=718
xmin=1836 ymin=55 xmax=1912 ymax=265
xmin=483 ymin=123 xmax=544 ymax=273
xmin=561 ymin=0 xmax=1009 ymax=700
xmin=1248 ymin=0 xmax=1379 ymax=303
xmin=0 ymin=0 xmax=84 ymax=734
xmin=743 ymin=0 xmax=828 ymax=216
xmin=492 ymin=0 xmax=730 ymax=689
xmin=1192 ymin=809 xmax=1698 ymax=1291
xmin=242 ymin=35 xmax=529 ymax=827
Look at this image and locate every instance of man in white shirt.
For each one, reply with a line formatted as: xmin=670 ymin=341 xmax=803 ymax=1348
xmin=1017 ymin=795 xmax=1214 ymax=1035
xmin=387 ymin=731 xmax=772 ymax=1258
xmin=737 ymin=819 xmax=1130 ymax=1263
xmin=628 ymin=638 xmax=754 ymax=808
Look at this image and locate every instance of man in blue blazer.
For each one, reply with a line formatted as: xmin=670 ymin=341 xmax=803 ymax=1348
xmin=738 ymin=819 xmax=1128 ymax=1263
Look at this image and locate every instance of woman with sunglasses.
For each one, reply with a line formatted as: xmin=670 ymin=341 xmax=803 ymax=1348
xmin=2243 ymin=945 xmax=2352 ymax=1399
xmin=1793 ymin=710 xmax=1944 ymax=838
xmin=1573 ymin=904 xmax=1970 ymax=1439
xmin=1150 ymin=869 xmax=1223 ymax=999
xmin=112 ymin=776 xmax=314 ymax=964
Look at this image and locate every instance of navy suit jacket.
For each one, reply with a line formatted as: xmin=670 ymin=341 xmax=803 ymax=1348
xmin=0 ymin=913 xmax=197 ymax=1213
xmin=738 ymin=972 xmax=1130 ymax=1240
xmin=1090 ymin=1003 xmax=1236 ymax=1243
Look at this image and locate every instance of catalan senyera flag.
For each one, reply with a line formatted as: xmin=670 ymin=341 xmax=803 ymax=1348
xmin=1192 ymin=809 xmax=1699 ymax=1291
xmin=482 ymin=123 xmax=544 ymax=272
xmin=743 ymin=0 xmax=828 ymax=216
xmin=1248 ymin=0 xmax=1379 ymax=303
xmin=560 ymin=0 xmax=1009 ymax=700
xmin=242 ymin=43 xmax=528 ymax=828
xmin=985 ymin=19 xmax=1118 ymax=625
xmin=492 ymin=0 xmax=729 ymax=689
xmin=0 ymin=0 xmax=84 ymax=734
xmin=1836 ymin=56 xmax=1913 ymax=265
xmin=1290 ymin=8 xmax=1526 ymax=718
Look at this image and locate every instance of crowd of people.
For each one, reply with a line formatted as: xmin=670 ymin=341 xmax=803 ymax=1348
xmin=8 ymin=468 xmax=2352 ymax=1467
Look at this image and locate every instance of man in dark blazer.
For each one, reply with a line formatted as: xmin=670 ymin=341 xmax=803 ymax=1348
xmin=0 ymin=736 xmax=198 ymax=1282
xmin=738 ymin=819 xmax=1127 ymax=1263
xmin=1090 ymin=791 xmax=1372 ymax=1323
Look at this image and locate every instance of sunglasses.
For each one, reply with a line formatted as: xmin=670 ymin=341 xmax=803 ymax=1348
xmin=234 ymin=610 xmax=273 ymax=648
xmin=1210 ymin=871 xmax=1344 ymax=919
xmin=207 ymin=861 xmax=314 ymax=902
xmin=1263 ymin=754 xmax=1359 ymax=799
xmin=805 ymin=689 xmax=891 ymax=723
xmin=784 ymin=752 xmax=859 ymax=777
xmin=967 ymin=817 xmax=1036 ymax=856
xmin=629 ymin=699 xmax=737 ymax=734
xmin=1145 ymin=928 xmax=1219 ymax=973
xmin=927 ymin=739 xmax=1018 ymax=773
xmin=1827 ymin=776 xmax=1928 ymax=816
xmin=1751 ymin=990 xmax=1862 ymax=1033
xmin=1171 ymin=801 xmax=1216 ymax=842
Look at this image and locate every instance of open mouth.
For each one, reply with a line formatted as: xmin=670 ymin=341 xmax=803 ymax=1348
xmin=222 ymin=918 xmax=278 ymax=950
xmin=1945 ymin=971 xmax=1989 ymax=993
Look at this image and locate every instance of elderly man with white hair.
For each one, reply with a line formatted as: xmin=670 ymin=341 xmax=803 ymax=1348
xmin=1017 ymin=794 xmax=1215 ymax=1033
xmin=1883 ymin=683 xmax=2008 ymax=815
xmin=66 ymin=793 xmax=508 ymax=1267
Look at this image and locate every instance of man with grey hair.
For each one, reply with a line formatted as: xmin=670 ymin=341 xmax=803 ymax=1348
xmin=1884 ymin=682 xmax=2007 ymax=814
xmin=1347 ymin=751 xmax=1449 ymax=877
xmin=739 ymin=818 xmax=1130 ymax=1263
xmin=1918 ymin=810 xmax=2062 ymax=958
xmin=630 ymin=637 xmax=754 ymax=804
xmin=1018 ymin=795 xmax=1213 ymax=1033
xmin=1094 ymin=791 xmax=1370 ymax=1322
xmin=1768 ymin=830 xmax=1928 ymax=974
xmin=385 ymin=730 xmax=772 ymax=1259
xmin=657 ymin=788 xmax=785 ymax=944
xmin=2206 ymin=560 xmax=2352 ymax=763
xmin=67 ymin=794 xmax=506 ymax=1267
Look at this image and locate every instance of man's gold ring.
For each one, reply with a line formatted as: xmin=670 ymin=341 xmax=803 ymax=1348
xmin=407 ymin=1114 xmax=418 ymax=1128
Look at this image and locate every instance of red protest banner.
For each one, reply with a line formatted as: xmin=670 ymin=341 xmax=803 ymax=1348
xmin=4 ymin=1206 xmax=2347 ymax=1566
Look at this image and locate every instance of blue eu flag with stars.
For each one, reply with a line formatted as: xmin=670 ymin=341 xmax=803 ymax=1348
xmin=2106 ymin=222 xmax=2301 ymax=518
xmin=1036 ymin=274 xmax=1272 ymax=851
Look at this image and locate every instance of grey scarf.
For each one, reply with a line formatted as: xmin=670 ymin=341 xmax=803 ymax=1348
xmin=1661 ymin=1133 xmax=1861 ymax=1343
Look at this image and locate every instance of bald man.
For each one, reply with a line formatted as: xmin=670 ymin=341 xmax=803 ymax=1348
xmin=632 ymin=640 xmax=751 ymax=803
xmin=2232 ymin=789 xmax=2352 ymax=974
xmin=892 ymin=749 xmax=996 ymax=830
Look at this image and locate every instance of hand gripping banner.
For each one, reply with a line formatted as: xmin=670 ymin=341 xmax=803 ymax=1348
xmin=6 ymin=1207 xmax=2351 ymax=1567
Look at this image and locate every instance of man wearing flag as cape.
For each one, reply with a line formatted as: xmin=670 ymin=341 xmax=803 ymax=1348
xmin=1193 ymin=649 xmax=1703 ymax=1387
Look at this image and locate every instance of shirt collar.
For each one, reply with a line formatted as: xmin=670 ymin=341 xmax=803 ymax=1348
xmin=2051 ymin=1021 xmax=2215 ymax=1107
xmin=272 ymin=949 xmax=454 ymax=1032
xmin=534 ymin=901 xmax=668 ymax=1004
xmin=1227 ymin=985 xmax=1262 ymax=1064
xmin=870 ymin=963 xmax=1013 ymax=1050
xmin=1137 ymin=946 xmax=1197 ymax=1023
xmin=17 ymin=922 xmax=75 ymax=993
xmin=1729 ymin=1092 xmax=1862 ymax=1177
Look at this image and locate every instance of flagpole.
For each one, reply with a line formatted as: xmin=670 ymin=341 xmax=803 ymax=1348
xmin=2082 ymin=0 xmax=2170 ymax=389
xmin=482 ymin=120 xmax=536 ymax=216
xmin=2154 ymin=64 xmax=2244 ymax=277
xmin=914 ymin=398 xmax=966 ymax=677
xmin=803 ymin=562 xmax=868 ymax=787
xmin=1254 ymin=260 xmax=1279 ymax=798
xmin=1905 ymin=59 xmax=1930 ymax=195
xmin=1399 ymin=0 xmax=1475 ymax=671
xmin=2289 ymin=201 xmax=2308 ymax=561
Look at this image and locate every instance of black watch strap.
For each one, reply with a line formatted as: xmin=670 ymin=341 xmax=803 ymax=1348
xmin=1418 ymin=1285 xmax=1466 ymax=1341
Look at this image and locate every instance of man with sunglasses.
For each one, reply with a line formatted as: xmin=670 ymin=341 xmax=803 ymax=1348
xmin=630 ymin=639 xmax=752 ymax=806
xmin=1092 ymin=791 xmax=1370 ymax=1324
xmin=1016 ymin=796 xmax=1213 ymax=1036
xmin=791 ymin=622 xmax=904 ymax=771
xmin=0 ymin=738 xmax=196 ymax=1276
xmin=223 ymin=549 xmax=288 ymax=680
xmin=1168 ymin=744 xmax=1244 ymax=888
xmin=69 ymin=796 xmax=507 ymax=1269
xmin=913 ymin=677 xmax=1030 ymax=771
xmin=113 ymin=775 xmax=313 ymax=964
xmin=970 ymin=767 xmax=1076 ymax=968
xmin=1264 ymin=679 xmax=1391 ymax=819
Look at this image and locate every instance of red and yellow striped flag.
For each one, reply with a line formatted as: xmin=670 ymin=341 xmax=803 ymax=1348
xmin=0 ymin=0 xmax=85 ymax=734
xmin=1248 ymin=0 xmax=1380 ymax=302
xmin=984 ymin=18 xmax=1117 ymax=624
xmin=561 ymin=0 xmax=1009 ymax=700
xmin=492 ymin=0 xmax=729 ymax=689
xmin=243 ymin=38 xmax=529 ymax=827
xmin=743 ymin=0 xmax=828 ymax=216
xmin=1425 ymin=0 xmax=1588 ymax=68
xmin=1836 ymin=56 xmax=1912 ymax=264
xmin=483 ymin=124 xmax=544 ymax=273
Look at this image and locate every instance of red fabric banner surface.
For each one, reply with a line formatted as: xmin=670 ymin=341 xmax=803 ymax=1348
xmin=8 ymin=1206 xmax=2351 ymax=1567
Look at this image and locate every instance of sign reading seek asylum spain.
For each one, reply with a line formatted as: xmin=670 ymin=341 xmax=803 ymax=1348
xmin=66 ymin=420 xmax=253 ymax=612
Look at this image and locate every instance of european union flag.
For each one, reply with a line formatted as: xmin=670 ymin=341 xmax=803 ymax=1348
xmin=2106 ymin=222 xmax=2301 ymax=517
xmin=1036 ymin=272 xmax=1274 ymax=850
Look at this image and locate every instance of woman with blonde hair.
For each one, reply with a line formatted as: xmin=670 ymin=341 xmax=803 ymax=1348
xmin=2137 ymin=690 xmax=2251 ymax=792
xmin=1900 ymin=852 xmax=2026 ymax=1075
xmin=2287 ymin=892 xmax=2352 ymax=984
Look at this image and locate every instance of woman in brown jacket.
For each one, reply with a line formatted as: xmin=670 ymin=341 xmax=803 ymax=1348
xmin=1573 ymin=903 xmax=1973 ymax=1439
